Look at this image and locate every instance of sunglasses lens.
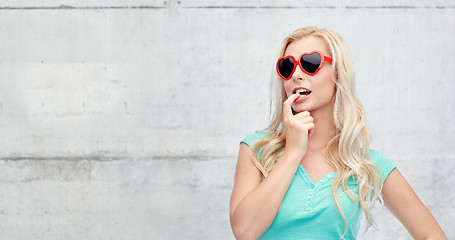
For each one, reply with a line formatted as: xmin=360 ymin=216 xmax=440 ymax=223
xmin=278 ymin=58 xmax=295 ymax=79
xmin=301 ymin=52 xmax=322 ymax=74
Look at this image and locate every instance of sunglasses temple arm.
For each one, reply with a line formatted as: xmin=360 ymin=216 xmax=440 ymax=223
xmin=324 ymin=56 xmax=333 ymax=63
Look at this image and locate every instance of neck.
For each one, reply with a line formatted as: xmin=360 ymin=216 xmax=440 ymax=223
xmin=307 ymin=107 xmax=337 ymax=153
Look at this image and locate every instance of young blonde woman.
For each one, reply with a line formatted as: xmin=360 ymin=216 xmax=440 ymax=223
xmin=229 ymin=27 xmax=446 ymax=239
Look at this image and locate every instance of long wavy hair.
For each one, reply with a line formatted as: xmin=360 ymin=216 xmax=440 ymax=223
xmin=251 ymin=27 xmax=383 ymax=235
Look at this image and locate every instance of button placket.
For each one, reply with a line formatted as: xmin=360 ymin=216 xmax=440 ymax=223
xmin=305 ymin=183 xmax=316 ymax=211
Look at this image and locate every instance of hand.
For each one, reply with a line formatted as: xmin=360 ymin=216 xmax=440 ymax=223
xmin=282 ymin=93 xmax=314 ymax=159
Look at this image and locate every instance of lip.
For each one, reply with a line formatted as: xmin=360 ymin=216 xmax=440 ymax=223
xmin=292 ymin=87 xmax=311 ymax=102
xmin=292 ymin=87 xmax=311 ymax=94
xmin=294 ymin=94 xmax=310 ymax=103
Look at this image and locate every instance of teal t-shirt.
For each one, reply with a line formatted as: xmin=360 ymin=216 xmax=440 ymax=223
xmin=241 ymin=132 xmax=396 ymax=240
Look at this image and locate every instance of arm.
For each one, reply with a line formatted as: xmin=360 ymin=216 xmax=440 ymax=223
xmin=229 ymin=93 xmax=314 ymax=240
xmin=382 ymin=168 xmax=447 ymax=240
xmin=229 ymin=144 xmax=302 ymax=239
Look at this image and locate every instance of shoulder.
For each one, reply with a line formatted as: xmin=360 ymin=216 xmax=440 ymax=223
xmin=240 ymin=132 xmax=270 ymax=149
xmin=368 ymin=149 xmax=397 ymax=183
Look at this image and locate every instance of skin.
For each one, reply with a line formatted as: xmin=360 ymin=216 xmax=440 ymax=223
xmin=282 ymin=37 xmax=338 ymax=181
xmin=229 ymin=36 xmax=447 ymax=240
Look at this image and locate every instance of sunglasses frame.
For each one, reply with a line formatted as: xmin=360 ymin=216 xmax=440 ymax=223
xmin=276 ymin=51 xmax=333 ymax=80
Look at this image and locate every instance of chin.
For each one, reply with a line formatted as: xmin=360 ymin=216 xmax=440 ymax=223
xmin=291 ymin=104 xmax=311 ymax=113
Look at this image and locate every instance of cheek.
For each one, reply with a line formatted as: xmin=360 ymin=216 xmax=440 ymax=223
xmin=328 ymin=81 xmax=336 ymax=96
xmin=320 ymin=72 xmax=336 ymax=93
xmin=325 ymin=83 xmax=336 ymax=101
xmin=313 ymin=76 xmax=336 ymax=99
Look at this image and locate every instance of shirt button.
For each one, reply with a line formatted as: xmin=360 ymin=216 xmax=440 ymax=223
xmin=311 ymin=184 xmax=315 ymax=189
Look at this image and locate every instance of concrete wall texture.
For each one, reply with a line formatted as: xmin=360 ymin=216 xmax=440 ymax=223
xmin=0 ymin=0 xmax=453 ymax=239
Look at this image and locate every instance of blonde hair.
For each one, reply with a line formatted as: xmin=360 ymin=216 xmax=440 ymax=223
xmin=252 ymin=27 xmax=383 ymax=236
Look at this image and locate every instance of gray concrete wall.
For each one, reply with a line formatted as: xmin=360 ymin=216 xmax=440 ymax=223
xmin=0 ymin=1 xmax=453 ymax=239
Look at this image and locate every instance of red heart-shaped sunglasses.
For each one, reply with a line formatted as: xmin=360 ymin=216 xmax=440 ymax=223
xmin=276 ymin=51 xmax=333 ymax=80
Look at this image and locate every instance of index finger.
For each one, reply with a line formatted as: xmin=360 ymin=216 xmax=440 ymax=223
xmin=283 ymin=93 xmax=299 ymax=118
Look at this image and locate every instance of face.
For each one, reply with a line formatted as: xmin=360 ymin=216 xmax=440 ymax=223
xmin=281 ymin=36 xmax=336 ymax=114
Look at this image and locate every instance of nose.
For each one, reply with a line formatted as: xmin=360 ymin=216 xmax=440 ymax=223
xmin=291 ymin=64 xmax=305 ymax=81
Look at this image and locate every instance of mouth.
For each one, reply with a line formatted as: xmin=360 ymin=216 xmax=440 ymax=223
xmin=293 ymin=88 xmax=312 ymax=97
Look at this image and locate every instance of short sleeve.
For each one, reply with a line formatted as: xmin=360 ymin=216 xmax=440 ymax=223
xmin=240 ymin=132 xmax=269 ymax=149
xmin=369 ymin=149 xmax=396 ymax=183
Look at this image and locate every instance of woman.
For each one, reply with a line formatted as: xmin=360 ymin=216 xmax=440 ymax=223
xmin=229 ymin=27 xmax=446 ymax=239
